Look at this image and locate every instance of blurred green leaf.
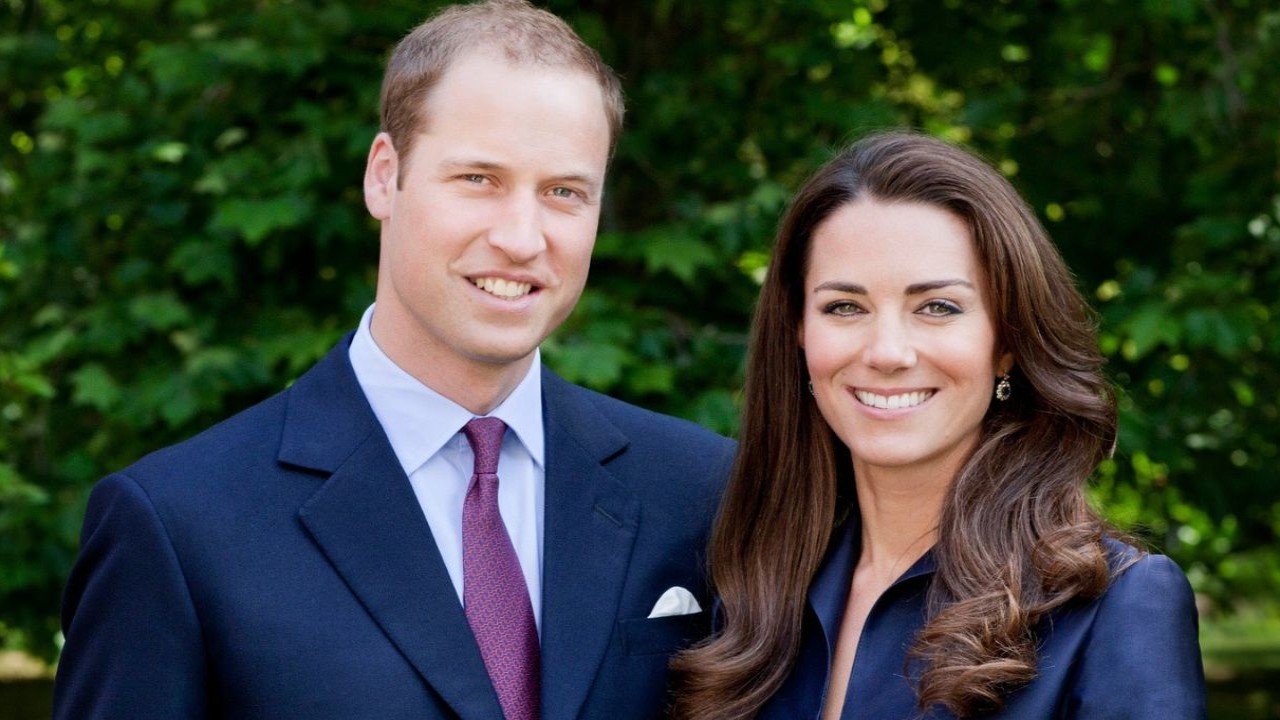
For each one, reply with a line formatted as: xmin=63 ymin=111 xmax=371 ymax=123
xmin=128 ymin=293 xmax=192 ymax=331
xmin=546 ymin=341 xmax=631 ymax=390
xmin=70 ymin=363 xmax=122 ymax=411
xmin=210 ymin=195 xmax=312 ymax=245
xmin=1121 ymin=302 xmax=1180 ymax=359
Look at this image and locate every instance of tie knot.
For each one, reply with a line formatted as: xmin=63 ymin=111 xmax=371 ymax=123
xmin=462 ymin=417 xmax=506 ymax=476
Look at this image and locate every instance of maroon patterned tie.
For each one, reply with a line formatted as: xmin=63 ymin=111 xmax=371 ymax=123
xmin=461 ymin=417 xmax=540 ymax=720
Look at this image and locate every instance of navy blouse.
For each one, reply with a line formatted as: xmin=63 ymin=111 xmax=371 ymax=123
xmin=756 ymin=521 xmax=1207 ymax=719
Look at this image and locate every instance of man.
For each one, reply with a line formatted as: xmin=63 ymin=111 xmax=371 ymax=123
xmin=53 ymin=2 xmax=733 ymax=718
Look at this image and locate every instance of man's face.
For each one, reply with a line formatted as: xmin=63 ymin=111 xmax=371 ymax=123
xmin=364 ymin=52 xmax=610 ymax=401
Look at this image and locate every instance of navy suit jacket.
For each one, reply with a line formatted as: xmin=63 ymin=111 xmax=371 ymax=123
xmin=758 ymin=520 xmax=1207 ymax=719
xmin=55 ymin=336 xmax=735 ymax=719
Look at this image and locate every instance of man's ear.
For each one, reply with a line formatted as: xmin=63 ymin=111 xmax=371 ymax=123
xmin=363 ymin=132 xmax=399 ymax=221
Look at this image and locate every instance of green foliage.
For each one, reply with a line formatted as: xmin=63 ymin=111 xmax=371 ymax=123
xmin=2 ymin=0 xmax=1278 ymax=660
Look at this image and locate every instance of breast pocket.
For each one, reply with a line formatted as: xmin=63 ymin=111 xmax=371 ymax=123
xmin=618 ymin=611 xmax=710 ymax=656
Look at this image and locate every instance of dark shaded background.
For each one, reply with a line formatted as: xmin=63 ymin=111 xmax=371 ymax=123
xmin=1 ymin=1 xmax=1278 ymax=713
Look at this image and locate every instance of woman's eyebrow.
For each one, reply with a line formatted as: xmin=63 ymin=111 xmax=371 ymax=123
xmin=812 ymin=281 xmax=867 ymax=294
xmin=905 ymin=279 xmax=974 ymax=295
xmin=812 ymin=279 xmax=974 ymax=295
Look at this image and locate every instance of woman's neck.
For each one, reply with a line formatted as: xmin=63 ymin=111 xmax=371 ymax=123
xmin=853 ymin=461 xmax=951 ymax=585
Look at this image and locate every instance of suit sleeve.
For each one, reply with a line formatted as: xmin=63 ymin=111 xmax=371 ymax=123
xmin=1068 ymin=553 xmax=1207 ymax=719
xmin=54 ymin=472 xmax=210 ymax=720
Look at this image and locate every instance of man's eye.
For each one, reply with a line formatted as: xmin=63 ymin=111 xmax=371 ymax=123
xmin=550 ymin=187 xmax=581 ymax=199
xmin=462 ymin=174 xmax=486 ymax=183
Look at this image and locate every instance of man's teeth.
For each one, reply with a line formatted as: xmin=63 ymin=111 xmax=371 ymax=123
xmin=473 ymin=277 xmax=532 ymax=299
xmin=854 ymin=390 xmax=934 ymax=410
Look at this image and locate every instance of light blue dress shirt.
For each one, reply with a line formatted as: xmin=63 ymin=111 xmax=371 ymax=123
xmin=348 ymin=304 xmax=546 ymax=632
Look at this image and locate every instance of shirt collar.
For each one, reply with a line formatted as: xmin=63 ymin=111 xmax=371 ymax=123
xmin=348 ymin=304 xmax=545 ymax=476
xmin=808 ymin=513 xmax=937 ymax=654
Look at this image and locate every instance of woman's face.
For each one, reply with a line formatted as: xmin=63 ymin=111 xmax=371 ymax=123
xmin=800 ymin=198 xmax=1011 ymax=480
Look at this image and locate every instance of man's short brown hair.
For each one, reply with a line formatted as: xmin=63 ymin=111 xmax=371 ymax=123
xmin=380 ymin=0 xmax=624 ymax=171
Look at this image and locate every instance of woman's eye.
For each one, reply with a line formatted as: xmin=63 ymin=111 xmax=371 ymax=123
xmin=920 ymin=300 xmax=961 ymax=316
xmin=824 ymin=301 xmax=863 ymax=316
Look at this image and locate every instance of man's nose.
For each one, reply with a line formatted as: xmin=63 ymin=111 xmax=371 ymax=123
xmin=488 ymin=193 xmax=547 ymax=263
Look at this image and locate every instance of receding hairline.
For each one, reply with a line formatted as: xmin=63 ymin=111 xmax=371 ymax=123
xmin=377 ymin=0 xmax=625 ymax=169
xmin=410 ymin=47 xmax=611 ymax=128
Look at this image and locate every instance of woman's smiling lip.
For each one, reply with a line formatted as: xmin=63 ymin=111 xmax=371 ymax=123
xmin=850 ymin=387 xmax=937 ymax=411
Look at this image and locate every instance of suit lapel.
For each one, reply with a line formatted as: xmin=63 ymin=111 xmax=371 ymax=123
xmin=282 ymin=339 xmax=503 ymax=720
xmin=538 ymin=371 xmax=639 ymax=720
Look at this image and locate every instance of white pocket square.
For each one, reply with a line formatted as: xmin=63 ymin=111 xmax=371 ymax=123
xmin=647 ymin=586 xmax=702 ymax=618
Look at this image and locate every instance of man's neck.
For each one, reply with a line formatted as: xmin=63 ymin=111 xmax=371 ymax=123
xmin=369 ymin=311 xmax=533 ymax=416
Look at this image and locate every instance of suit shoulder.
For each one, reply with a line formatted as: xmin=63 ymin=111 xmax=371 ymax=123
xmin=564 ymin=381 xmax=735 ymax=455
xmin=121 ymin=388 xmax=291 ymax=491
xmin=1099 ymin=538 xmax=1196 ymax=617
xmin=1059 ymin=541 xmax=1207 ymax=717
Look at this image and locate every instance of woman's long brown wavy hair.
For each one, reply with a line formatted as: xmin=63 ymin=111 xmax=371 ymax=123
xmin=668 ymin=132 xmax=1122 ymax=719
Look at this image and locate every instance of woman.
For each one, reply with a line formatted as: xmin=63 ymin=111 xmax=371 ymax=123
xmin=669 ymin=132 xmax=1205 ymax=719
